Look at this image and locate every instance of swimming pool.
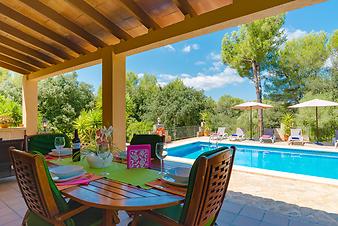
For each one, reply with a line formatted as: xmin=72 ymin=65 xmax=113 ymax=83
xmin=168 ymin=142 xmax=338 ymax=180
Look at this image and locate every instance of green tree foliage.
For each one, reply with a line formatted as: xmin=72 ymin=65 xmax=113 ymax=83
xmin=0 ymin=69 xmax=22 ymax=103
xmin=209 ymin=95 xmax=243 ymax=132
xmin=0 ymin=95 xmax=22 ymax=126
xmin=39 ymin=73 xmax=95 ymax=134
xmin=146 ymin=79 xmax=211 ymax=129
xmin=265 ymin=32 xmax=329 ymax=104
xmin=222 ymin=15 xmax=286 ymax=135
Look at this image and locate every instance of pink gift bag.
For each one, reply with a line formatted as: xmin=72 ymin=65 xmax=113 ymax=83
xmin=127 ymin=144 xmax=151 ymax=169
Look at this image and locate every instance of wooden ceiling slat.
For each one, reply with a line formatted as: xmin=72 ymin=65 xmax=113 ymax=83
xmin=0 ymin=61 xmax=30 ymax=74
xmin=0 ymin=34 xmax=60 ymax=65
xmin=0 ymin=21 xmax=72 ymax=60
xmin=173 ymin=0 xmax=197 ymax=17
xmin=0 ymin=2 xmax=88 ymax=55
xmin=67 ymin=0 xmax=132 ymax=40
xmin=0 ymin=54 xmax=37 ymax=72
xmin=19 ymin=0 xmax=107 ymax=49
xmin=118 ymin=0 xmax=161 ymax=29
xmin=0 ymin=45 xmax=48 ymax=69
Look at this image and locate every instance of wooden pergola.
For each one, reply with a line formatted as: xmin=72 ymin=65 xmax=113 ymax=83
xmin=0 ymin=0 xmax=323 ymax=149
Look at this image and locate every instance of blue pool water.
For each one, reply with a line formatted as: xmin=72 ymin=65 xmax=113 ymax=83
xmin=168 ymin=142 xmax=338 ymax=179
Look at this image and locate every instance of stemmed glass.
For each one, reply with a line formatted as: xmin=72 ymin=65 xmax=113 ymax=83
xmin=155 ymin=142 xmax=168 ymax=178
xmin=97 ymin=143 xmax=110 ymax=176
xmin=54 ymin=137 xmax=65 ymax=161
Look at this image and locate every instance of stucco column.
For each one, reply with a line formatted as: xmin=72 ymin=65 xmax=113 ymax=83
xmin=101 ymin=49 xmax=126 ymax=150
xmin=22 ymin=75 xmax=38 ymax=135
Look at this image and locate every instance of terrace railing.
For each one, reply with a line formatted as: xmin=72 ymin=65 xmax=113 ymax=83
xmin=166 ymin=125 xmax=200 ymax=141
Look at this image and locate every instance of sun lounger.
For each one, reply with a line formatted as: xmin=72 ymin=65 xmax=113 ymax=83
xmin=229 ymin=128 xmax=245 ymax=141
xmin=210 ymin=127 xmax=228 ymax=140
xmin=288 ymin=128 xmax=304 ymax=145
xmin=259 ymin=128 xmax=275 ymax=143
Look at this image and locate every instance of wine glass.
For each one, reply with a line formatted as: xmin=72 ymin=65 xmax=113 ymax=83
xmin=97 ymin=143 xmax=111 ymax=176
xmin=155 ymin=142 xmax=168 ymax=177
xmin=54 ymin=137 xmax=65 ymax=161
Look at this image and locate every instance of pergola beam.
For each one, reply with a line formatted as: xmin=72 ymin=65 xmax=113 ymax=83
xmin=67 ymin=0 xmax=132 ymax=40
xmin=0 ymin=21 xmax=72 ymax=60
xmin=0 ymin=54 xmax=37 ymax=72
xmin=173 ymin=0 xmax=197 ymax=17
xmin=0 ymin=45 xmax=48 ymax=69
xmin=27 ymin=48 xmax=103 ymax=81
xmin=0 ymin=61 xmax=30 ymax=74
xmin=19 ymin=0 xmax=107 ymax=48
xmin=0 ymin=35 xmax=60 ymax=65
xmin=113 ymin=0 xmax=320 ymax=55
xmin=0 ymin=2 xmax=88 ymax=55
xmin=118 ymin=0 xmax=161 ymax=29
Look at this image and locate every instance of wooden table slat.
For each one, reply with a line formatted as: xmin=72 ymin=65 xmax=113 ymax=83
xmin=80 ymin=184 xmax=127 ymax=200
xmin=90 ymin=181 xmax=144 ymax=198
xmin=96 ymin=178 xmax=170 ymax=197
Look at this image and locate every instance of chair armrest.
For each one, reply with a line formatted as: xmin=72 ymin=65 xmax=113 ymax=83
xmin=135 ymin=211 xmax=183 ymax=226
xmin=56 ymin=205 xmax=90 ymax=222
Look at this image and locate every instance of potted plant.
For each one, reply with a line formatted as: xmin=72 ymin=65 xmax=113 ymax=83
xmin=0 ymin=115 xmax=12 ymax=128
xmin=281 ymin=113 xmax=294 ymax=141
xmin=200 ymin=112 xmax=211 ymax=136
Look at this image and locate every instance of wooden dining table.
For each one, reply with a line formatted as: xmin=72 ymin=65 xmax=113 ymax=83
xmin=56 ymin=159 xmax=186 ymax=226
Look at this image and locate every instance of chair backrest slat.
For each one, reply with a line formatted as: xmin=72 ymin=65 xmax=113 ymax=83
xmin=291 ymin=129 xmax=302 ymax=137
xmin=264 ymin=128 xmax=274 ymax=136
xmin=10 ymin=149 xmax=60 ymax=220
xmin=217 ymin=127 xmax=226 ymax=135
xmin=183 ymin=147 xmax=235 ymax=225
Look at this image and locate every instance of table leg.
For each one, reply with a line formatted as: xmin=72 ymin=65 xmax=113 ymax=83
xmin=102 ymin=209 xmax=120 ymax=226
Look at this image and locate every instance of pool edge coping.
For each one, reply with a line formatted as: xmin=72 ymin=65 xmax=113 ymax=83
xmin=165 ymin=156 xmax=338 ymax=187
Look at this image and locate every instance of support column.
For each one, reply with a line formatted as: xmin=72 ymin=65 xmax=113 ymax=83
xmin=102 ymin=49 xmax=126 ymax=150
xmin=22 ymin=75 xmax=38 ymax=135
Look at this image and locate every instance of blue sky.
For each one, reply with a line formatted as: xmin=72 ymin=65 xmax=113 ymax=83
xmin=76 ymin=0 xmax=338 ymax=101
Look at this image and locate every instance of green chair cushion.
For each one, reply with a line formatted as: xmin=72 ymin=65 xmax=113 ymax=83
xmin=133 ymin=204 xmax=183 ymax=226
xmin=26 ymin=202 xmax=102 ymax=226
xmin=130 ymin=134 xmax=164 ymax=159
xmin=28 ymin=134 xmax=70 ymax=155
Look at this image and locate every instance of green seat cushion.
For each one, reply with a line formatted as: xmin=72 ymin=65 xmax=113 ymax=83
xmin=28 ymin=134 xmax=70 ymax=155
xmin=27 ymin=202 xmax=102 ymax=226
xmin=134 ymin=204 xmax=183 ymax=226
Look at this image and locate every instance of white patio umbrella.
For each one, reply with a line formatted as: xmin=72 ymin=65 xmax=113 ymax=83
xmin=232 ymin=102 xmax=273 ymax=139
xmin=289 ymin=99 xmax=338 ymax=144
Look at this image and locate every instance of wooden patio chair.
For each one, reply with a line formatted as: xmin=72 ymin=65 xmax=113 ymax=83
xmin=130 ymin=146 xmax=236 ymax=226
xmin=10 ymin=148 xmax=103 ymax=226
xmin=24 ymin=133 xmax=70 ymax=155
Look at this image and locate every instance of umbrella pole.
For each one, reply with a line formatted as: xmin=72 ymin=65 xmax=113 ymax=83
xmin=250 ymin=108 xmax=253 ymax=140
xmin=315 ymin=106 xmax=320 ymax=144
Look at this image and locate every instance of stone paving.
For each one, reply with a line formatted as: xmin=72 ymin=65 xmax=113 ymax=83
xmin=1 ymin=174 xmax=337 ymax=226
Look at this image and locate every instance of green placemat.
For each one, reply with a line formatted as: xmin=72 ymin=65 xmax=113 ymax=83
xmin=50 ymin=158 xmax=160 ymax=189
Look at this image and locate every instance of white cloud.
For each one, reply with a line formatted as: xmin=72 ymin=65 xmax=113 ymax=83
xmin=207 ymin=52 xmax=223 ymax=72
xmin=195 ymin=61 xmax=206 ymax=65
xmin=162 ymin=44 xmax=175 ymax=51
xmin=137 ymin=73 xmax=144 ymax=78
xmin=182 ymin=44 xmax=199 ymax=53
xmin=182 ymin=67 xmax=244 ymax=90
xmin=156 ymin=67 xmax=244 ymax=91
xmin=285 ymin=29 xmax=308 ymax=41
